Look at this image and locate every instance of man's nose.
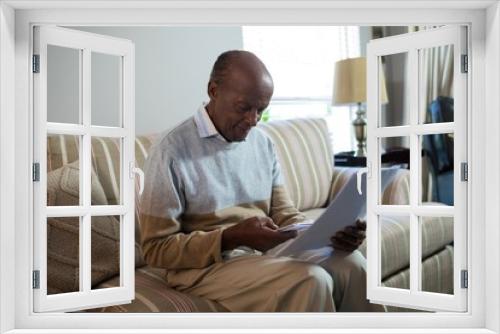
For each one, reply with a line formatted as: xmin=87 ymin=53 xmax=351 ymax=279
xmin=245 ymin=109 xmax=259 ymax=126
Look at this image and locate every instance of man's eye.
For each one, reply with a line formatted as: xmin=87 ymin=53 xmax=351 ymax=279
xmin=239 ymin=107 xmax=252 ymax=113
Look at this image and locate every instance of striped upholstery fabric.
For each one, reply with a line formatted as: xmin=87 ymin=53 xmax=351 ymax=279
xmin=46 ymin=135 xmax=80 ymax=174
xmin=381 ymin=169 xmax=410 ymax=205
xmin=303 ymin=206 xmax=453 ymax=282
xmin=48 ymin=119 xmax=454 ymax=311
xmin=47 ymin=134 xmax=157 ymax=260
xmin=323 ymin=167 xmax=453 ymax=281
xmin=46 ymin=134 xmax=224 ymax=313
xmin=47 ymin=134 xmax=226 ymax=313
xmin=330 ymin=167 xmax=410 ymax=205
xmin=380 ymin=246 xmax=453 ymax=312
xmin=358 ymin=215 xmax=453 ymax=279
xmin=258 ymin=118 xmax=333 ymax=212
xmin=328 ymin=167 xmax=360 ymax=203
xmin=47 ymin=134 xmax=157 ymax=201
xmin=383 ymin=245 xmax=454 ymax=293
xmin=84 ymin=266 xmax=227 ymax=312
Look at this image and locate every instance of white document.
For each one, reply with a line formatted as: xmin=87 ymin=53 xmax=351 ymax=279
xmin=266 ymin=167 xmax=402 ymax=257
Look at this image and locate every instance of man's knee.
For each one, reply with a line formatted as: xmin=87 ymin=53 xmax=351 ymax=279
xmin=286 ymin=260 xmax=334 ymax=292
xmin=340 ymin=250 xmax=367 ymax=274
xmin=321 ymin=250 xmax=367 ymax=280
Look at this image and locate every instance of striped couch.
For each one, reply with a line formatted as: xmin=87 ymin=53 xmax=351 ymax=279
xmin=46 ymin=118 xmax=453 ymax=312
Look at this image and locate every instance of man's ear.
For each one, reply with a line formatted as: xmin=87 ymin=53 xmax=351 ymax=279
xmin=207 ymin=81 xmax=218 ymax=100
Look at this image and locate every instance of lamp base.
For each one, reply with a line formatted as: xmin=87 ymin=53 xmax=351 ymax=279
xmin=352 ymin=102 xmax=367 ymax=157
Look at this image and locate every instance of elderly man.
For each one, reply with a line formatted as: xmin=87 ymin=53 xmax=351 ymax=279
xmin=139 ymin=50 xmax=385 ymax=312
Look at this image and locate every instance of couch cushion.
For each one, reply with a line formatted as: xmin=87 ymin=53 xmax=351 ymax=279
xmin=379 ymin=245 xmax=453 ymax=312
xmin=383 ymin=245 xmax=454 ymax=294
xmin=84 ymin=266 xmax=227 ymax=312
xmin=47 ymin=161 xmax=118 ymax=293
xmin=328 ymin=167 xmax=361 ymax=202
xmin=46 ymin=161 xmax=146 ymax=294
xmin=47 ymin=160 xmax=108 ymax=206
xmin=47 ymin=134 xmax=158 ymax=268
xmin=258 ymin=118 xmax=333 ymax=212
xmin=302 ymin=204 xmax=453 ymax=280
xmin=301 ymin=207 xmax=327 ymax=221
xmin=47 ymin=133 xmax=158 ymax=203
xmin=330 ymin=167 xmax=410 ymax=205
xmin=357 ymin=214 xmax=453 ymax=279
xmin=381 ymin=169 xmax=410 ymax=205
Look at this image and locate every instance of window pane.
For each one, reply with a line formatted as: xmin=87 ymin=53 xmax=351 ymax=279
xmin=91 ymin=137 xmax=121 ymax=205
xmin=47 ymin=45 xmax=81 ymax=124
xmin=420 ymin=216 xmax=454 ymax=295
xmin=380 ymin=136 xmax=410 ymax=205
xmin=47 ymin=134 xmax=81 ymax=206
xmin=243 ymin=26 xmax=360 ymax=154
xmin=379 ymin=52 xmax=409 ymax=127
xmin=47 ymin=217 xmax=80 ymax=295
xmin=421 ymin=134 xmax=454 ymax=206
xmin=91 ymin=52 xmax=122 ymax=127
xmin=91 ymin=215 xmax=121 ymax=289
xmin=419 ymin=45 xmax=454 ymax=124
xmin=379 ymin=215 xmax=410 ymax=290
xmin=243 ymin=26 xmax=360 ymax=99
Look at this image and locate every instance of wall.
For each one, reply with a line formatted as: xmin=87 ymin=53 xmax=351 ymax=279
xmin=359 ymin=26 xmax=371 ymax=56
xmin=49 ymin=27 xmax=243 ymax=134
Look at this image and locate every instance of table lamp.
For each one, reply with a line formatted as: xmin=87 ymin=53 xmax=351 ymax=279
xmin=332 ymin=56 xmax=388 ymax=157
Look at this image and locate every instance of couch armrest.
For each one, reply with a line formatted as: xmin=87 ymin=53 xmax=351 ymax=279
xmin=328 ymin=167 xmax=363 ymax=203
xmin=358 ymin=212 xmax=453 ymax=280
xmin=329 ymin=167 xmax=410 ymax=206
xmin=381 ymin=168 xmax=410 ymax=205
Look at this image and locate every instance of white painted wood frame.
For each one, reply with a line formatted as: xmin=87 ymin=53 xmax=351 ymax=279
xmin=32 ymin=26 xmax=136 ymax=312
xmin=366 ymin=26 xmax=467 ymax=312
xmin=0 ymin=1 xmax=499 ymax=333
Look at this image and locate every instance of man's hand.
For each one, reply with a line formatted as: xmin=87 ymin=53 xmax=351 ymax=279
xmin=221 ymin=216 xmax=298 ymax=252
xmin=330 ymin=219 xmax=366 ymax=252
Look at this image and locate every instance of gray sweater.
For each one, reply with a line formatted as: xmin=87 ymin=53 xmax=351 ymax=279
xmin=139 ymin=110 xmax=304 ymax=270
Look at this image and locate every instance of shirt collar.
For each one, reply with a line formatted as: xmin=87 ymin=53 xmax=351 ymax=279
xmin=194 ymin=103 xmax=228 ymax=142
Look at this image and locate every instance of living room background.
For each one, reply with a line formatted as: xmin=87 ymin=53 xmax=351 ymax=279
xmin=49 ymin=25 xmax=393 ymax=153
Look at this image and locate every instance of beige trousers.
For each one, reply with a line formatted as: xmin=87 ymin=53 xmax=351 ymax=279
xmin=165 ymin=249 xmax=386 ymax=312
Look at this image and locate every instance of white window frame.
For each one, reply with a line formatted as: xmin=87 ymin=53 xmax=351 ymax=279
xmin=366 ymin=26 xmax=468 ymax=312
xmin=32 ymin=26 xmax=136 ymax=313
xmin=0 ymin=1 xmax=498 ymax=333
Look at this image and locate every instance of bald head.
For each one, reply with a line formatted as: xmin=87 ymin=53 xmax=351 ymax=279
xmin=205 ymin=50 xmax=274 ymax=142
xmin=209 ymin=50 xmax=273 ymax=88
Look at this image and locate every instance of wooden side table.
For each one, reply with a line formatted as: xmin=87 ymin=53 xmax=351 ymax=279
xmin=334 ymin=147 xmax=410 ymax=168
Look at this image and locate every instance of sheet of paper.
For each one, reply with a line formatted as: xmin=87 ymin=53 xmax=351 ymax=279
xmin=266 ymin=167 xmax=402 ymax=257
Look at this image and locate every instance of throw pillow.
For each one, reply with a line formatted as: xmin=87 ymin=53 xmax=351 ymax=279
xmin=46 ymin=161 xmax=145 ymax=294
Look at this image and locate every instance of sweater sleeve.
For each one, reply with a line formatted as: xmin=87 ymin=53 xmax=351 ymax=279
xmin=139 ymin=144 xmax=224 ymax=270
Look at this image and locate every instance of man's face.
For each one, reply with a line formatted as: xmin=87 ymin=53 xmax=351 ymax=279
xmin=207 ymin=69 xmax=273 ymax=142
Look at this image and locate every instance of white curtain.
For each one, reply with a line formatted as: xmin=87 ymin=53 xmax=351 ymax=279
xmin=416 ymin=26 xmax=454 ymax=121
xmin=419 ymin=44 xmax=454 ymax=121
xmin=415 ymin=26 xmax=454 ymax=202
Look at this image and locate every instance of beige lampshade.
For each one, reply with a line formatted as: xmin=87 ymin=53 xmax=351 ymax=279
xmin=332 ymin=56 xmax=388 ymax=105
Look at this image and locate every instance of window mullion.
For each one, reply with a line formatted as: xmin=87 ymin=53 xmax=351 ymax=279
xmin=122 ymin=50 xmax=135 ymax=292
xmin=409 ymin=46 xmax=421 ymax=294
xmin=81 ymin=48 xmax=92 ymax=293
